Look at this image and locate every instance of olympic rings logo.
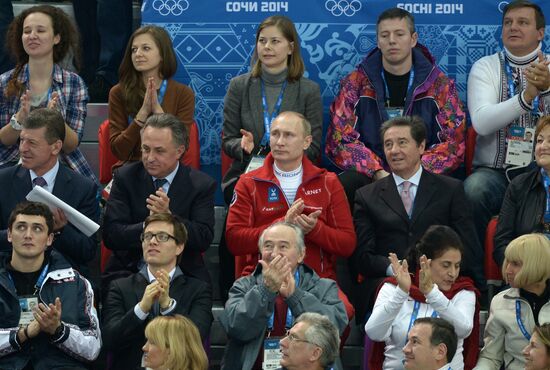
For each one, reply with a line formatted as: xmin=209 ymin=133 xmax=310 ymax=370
xmin=498 ymin=1 xmax=509 ymax=13
xmin=152 ymin=0 xmax=189 ymax=16
xmin=325 ymin=0 xmax=362 ymax=17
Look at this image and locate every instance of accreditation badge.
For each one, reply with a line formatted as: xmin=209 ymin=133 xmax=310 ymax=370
xmin=263 ymin=337 xmax=282 ymax=370
xmin=505 ymin=127 xmax=535 ymax=167
xmin=18 ymin=296 xmax=38 ymax=326
xmin=386 ymin=107 xmax=404 ymax=119
xmin=245 ymin=155 xmax=265 ymax=174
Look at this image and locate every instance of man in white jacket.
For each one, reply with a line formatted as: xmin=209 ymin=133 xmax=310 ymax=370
xmin=465 ymin=0 xmax=550 ymax=250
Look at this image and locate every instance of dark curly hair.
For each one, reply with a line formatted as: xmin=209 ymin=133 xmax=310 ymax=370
xmin=406 ymin=225 xmax=464 ymax=272
xmin=4 ymin=5 xmax=81 ymax=98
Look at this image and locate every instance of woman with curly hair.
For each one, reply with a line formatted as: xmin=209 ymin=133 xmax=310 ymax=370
xmin=142 ymin=314 xmax=208 ymax=370
xmin=108 ymin=25 xmax=195 ymax=166
xmin=0 ymin=5 xmax=96 ymax=182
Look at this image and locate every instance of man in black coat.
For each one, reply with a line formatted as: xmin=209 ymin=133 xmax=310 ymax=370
xmin=0 ymin=108 xmax=98 ymax=275
xmin=102 ymin=212 xmax=212 ymax=370
xmin=351 ymin=115 xmax=484 ymax=321
xmin=102 ymin=113 xmax=215 ymax=285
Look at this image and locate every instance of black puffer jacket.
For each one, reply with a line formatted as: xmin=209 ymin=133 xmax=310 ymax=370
xmin=494 ymin=167 xmax=546 ymax=267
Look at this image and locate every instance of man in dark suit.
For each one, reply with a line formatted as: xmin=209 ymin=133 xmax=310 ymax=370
xmin=351 ymin=115 xmax=484 ymax=321
xmin=0 ymin=108 xmax=99 ymax=275
xmin=102 ymin=113 xmax=215 ymax=284
xmin=102 ymin=212 xmax=212 ymax=370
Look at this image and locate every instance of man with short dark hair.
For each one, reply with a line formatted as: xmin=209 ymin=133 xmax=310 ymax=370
xmin=0 ymin=108 xmax=99 ymax=275
xmin=102 ymin=212 xmax=212 ymax=370
xmin=278 ymin=312 xmax=341 ymax=370
xmin=221 ymin=222 xmax=347 ymax=370
xmin=466 ymin=0 xmax=549 ymax=251
xmin=351 ymin=115 xmax=483 ymax=321
xmin=403 ymin=317 xmax=458 ymax=370
xmin=327 ymin=7 xmax=466 ymax=207
xmin=0 ymin=201 xmax=100 ymax=369
xmin=103 ymin=113 xmax=215 ymax=284
xmin=226 ymin=111 xmax=355 ymax=282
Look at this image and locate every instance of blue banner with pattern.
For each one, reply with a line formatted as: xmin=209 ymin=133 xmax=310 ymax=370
xmin=142 ymin=0 xmax=549 ymax=165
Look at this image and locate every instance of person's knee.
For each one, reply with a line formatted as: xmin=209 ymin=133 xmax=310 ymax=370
xmin=464 ymin=170 xmax=501 ymax=202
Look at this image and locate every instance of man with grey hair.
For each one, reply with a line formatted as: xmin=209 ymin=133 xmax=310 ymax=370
xmin=103 ymin=113 xmax=216 ymax=286
xmin=220 ymin=222 xmax=348 ymax=370
xmin=278 ymin=312 xmax=340 ymax=370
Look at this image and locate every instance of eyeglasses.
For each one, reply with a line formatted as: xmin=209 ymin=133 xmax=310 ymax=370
xmin=140 ymin=231 xmax=176 ymax=243
xmin=284 ymin=330 xmax=315 ymax=345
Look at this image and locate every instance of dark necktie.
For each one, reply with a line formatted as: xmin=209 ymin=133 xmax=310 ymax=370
xmin=33 ymin=177 xmax=47 ymax=188
xmin=153 ymin=178 xmax=167 ymax=190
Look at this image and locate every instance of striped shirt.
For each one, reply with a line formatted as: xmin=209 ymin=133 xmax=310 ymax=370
xmin=0 ymin=64 xmax=98 ymax=184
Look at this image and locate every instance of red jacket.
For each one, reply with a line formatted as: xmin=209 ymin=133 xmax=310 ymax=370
xmin=226 ymin=153 xmax=356 ymax=281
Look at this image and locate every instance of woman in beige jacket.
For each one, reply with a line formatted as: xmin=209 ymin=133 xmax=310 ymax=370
xmin=475 ymin=234 xmax=550 ymax=370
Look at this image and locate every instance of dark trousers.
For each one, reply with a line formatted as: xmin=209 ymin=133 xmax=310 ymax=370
xmin=0 ymin=0 xmax=14 ymax=74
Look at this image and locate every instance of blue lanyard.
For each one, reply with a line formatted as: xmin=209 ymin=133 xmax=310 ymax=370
xmin=8 ymin=263 xmax=50 ymax=296
xmin=381 ymin=69 xmax=415 ymax=108
xmin=405 ymin=301 xmax=438 ymax=344
xmin=541 ymin=169 xmax=550 ymax=223
xmin=504 ymin=57 xmax=539 ymax=115
xmin=128 ymin=79 xmax=168 ymax=124
xmin=516 ymin=300 xmax=532 ymax=341
xmin=25 ymin=68 xmax=53 ymax=103
xmin=267 ymin=268 xmax=299 ymax=331
xmin=157 ymin=79 xmax=168 ymax=105
xmin=259 ymin=80 xmax=287 ymax=148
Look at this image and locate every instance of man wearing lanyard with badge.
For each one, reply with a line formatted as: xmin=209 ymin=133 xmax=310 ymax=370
xmin=0 ymin=201 xmax=100 ymax=369
xmin=220 ymin=222 xmax=348 ymax=370
xmin=403 ymin=317 xmax=458 ymax=370
xmin=466 ymin=0 xmax=550 ymax=251
xmin=327 ymin=7 xmax=466 ymax=209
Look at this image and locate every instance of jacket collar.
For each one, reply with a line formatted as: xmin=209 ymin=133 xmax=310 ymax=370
xmin=138 ymin=263 xmax=184 ymax=282
xmin=360 ymin=44 xmax=439 ymax=97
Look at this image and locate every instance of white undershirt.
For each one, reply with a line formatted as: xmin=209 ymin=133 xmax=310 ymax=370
xmin=273 ymin=162 xmax=303 ymax=204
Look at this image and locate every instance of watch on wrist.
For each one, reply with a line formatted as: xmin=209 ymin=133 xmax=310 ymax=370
xmin=10 ymin=114 xmax=22 ymax=131
xmin=53 ymin=323 xmax=64 ymax=338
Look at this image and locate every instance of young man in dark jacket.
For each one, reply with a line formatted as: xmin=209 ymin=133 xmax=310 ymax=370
xmin=0 ymin=201 xmax=100 ymax=370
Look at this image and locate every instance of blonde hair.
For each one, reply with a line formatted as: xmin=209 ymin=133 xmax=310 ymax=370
xmin=144 ymin=315 xmax=208 ymax=370
xmin=502 ymin=234 xmax=550 ymax=288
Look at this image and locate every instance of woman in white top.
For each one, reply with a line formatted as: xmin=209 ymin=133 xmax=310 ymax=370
xmin=475 ymin=234 xmax=550 ymax=370
xmin=365 ymin=225 xmax=479 ymax=370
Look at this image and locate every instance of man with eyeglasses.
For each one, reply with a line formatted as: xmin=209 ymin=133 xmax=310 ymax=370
xmin=102 ymin=212 xmax=212 ymax=370
xmin=278 ymin=312 xmax=340 ymax=370
xmin=0 ymin=201 xmax=100 ymax=369
xmin=220 ymin=222 xmax=347 ymax=370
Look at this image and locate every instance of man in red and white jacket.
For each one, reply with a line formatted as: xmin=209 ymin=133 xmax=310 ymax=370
xmin=226 ymin=111 xmax=356 ymax=284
